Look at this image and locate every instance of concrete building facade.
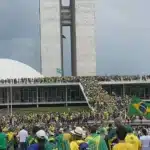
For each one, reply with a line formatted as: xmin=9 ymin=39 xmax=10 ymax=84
xmin=40 ymin=0 xmax=96 ymax=77
xmin=74 ymin=0 xmax=96 ymax=76
xmin=40 ymin=0 xmax=62 ymax=77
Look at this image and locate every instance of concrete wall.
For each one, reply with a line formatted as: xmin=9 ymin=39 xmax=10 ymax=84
xmin=40 ymin=0 xmax=62 ymax=77
xmin=75 ymin=0 xmax=96 ymax=76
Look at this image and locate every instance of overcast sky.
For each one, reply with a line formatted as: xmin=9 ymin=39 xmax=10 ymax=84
xmin=0 ymin=0 xmax=41 ymax=71
xmin=1 ymin=0 xmax=150 ymax=76
xmin=63 ymin=0 xmax=150 ymax=76
xmin=96 ymin=0 xmax=150 ymax=75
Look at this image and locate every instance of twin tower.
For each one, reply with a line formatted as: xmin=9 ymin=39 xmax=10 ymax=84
xmin=40 ymin=0 xmax=96 ymax=76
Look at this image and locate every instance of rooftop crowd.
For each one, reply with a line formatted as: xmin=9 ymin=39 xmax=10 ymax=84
xmin=0 ymin=75 xmax=150 ymax=84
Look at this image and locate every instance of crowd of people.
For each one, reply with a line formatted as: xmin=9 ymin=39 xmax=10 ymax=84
xmin=0 ymin=116 xmax=150 ymax=150
xmin=0 ymin=75 xmax=150 ymax=84
xmin=0 ymin=75 xmax=146 ymax=117
xmin=0 ymin=76 xmax=132 ymax=120
xmin=0 ymin=75 xmax=149 ymax=149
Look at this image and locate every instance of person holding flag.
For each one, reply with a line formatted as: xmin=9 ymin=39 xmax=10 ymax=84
xmin=86 ymin=125 xmax=108 ymax=150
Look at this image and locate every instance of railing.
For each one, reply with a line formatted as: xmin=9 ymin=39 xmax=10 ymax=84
xmin=79 ymin=83 xmax=94 ymax=111
xmin=0 ymin=101 xmax=87 ymax=106
xmin=0 ymin=82 xmax=80 ymax=87
xmin=99 ymin=79 xmax=150 ymax=85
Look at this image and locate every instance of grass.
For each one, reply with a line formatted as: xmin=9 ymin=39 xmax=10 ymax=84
xmin=12 ymin=106 xmax=89 ymax=114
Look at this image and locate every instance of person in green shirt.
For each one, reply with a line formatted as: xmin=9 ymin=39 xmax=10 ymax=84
xmin=55 ymin=128 xmax=70 ymax=150
xmin=0 ymin=127 xmax=7 ymax=150
xmin=85 ymin=125 xmax=108 ymax=150
xmin=26 ymin=126 xmax=40 ymax=146
xmin=48 ymin=131 xmax=58 ymax=150
xmin=105 ymin=118 xmax=125 ymax=150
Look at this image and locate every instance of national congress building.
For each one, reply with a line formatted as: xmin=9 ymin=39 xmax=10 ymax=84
xmin=0 ymin=0 xmax=96 ymax=110
xmin=0 ymin=0 xmax=96 ymax=77
xmin=40 ymin=0 xmax=96 ymax=76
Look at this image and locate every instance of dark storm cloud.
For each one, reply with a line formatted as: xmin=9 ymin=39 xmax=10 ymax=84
xmin=0 ymin=0 xmax=40 ymax=72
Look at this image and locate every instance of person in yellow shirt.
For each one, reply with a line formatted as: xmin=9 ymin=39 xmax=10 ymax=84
xmin=7 ymin=128 xmax=15 ymax=150
xmin=70 ymin=127 xmax=87 ymax=150
xmin=63 ymin=132 xmax=72 ymax=142
xmin=125 ymin=125 xmax=141 ymax=150
xmin=113 ymin=126 xmax=134 ymax=150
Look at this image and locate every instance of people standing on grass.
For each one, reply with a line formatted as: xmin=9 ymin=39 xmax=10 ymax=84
xmin=0 ymin=127 xmax=7 ymax=150
xmin=112 ymin=126 xmax=134 ymax=150
xmin=17 ymin=126 xmax=28 ymax=150
xmin=140 ymin=128 xmax=150 ymax=150
xmin=2 ymin=112 xmax=150 ymax=150
xmin=125 ymin=125 xmax=141 ymax=150
xmin=27 ymin=130 xmax=52 ymax=150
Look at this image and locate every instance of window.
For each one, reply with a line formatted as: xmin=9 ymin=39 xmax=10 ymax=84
xmin=71 ymin=91 xmax=76 ymax=101
xmin=23 ymin=88 xmax=29 ymax=102
xmin=111 ymin=85 xmax=123 ymax=96
xmin=38 ymin=88 xmax=44 ymax=98
xmin=48 ymin=88 xmax=52 ymax=97
xmin=102 ymin=85 xmax=111 ymax=94
xmin=60 ymin=90 xmax=65 ymax=101
xmin=56 ymin=87 xmax=61 ymax=96
xmin=62 ymin=0 xmax=70 ymax=6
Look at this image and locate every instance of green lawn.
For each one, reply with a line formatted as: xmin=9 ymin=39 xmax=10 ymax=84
xmin=12 ymin=106 xmax=89 ymax=114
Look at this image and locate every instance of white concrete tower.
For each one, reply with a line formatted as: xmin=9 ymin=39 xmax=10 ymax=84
xmin=74 ymin=0 xmax=96 ymax=76
xmin=40 ymin=0 xmax=62 ymax=77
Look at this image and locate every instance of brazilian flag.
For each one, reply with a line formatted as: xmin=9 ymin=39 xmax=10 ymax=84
xmin=56 ymin=68 xmax=62 ymax=75
xmin=128 ymin=97 xmax=150 ymax=119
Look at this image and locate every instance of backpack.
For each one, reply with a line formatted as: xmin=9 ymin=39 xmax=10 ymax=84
xmin=79 ymin=143 xmax=88 ymax=150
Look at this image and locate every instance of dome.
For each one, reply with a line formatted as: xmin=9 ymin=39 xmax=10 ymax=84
xmin=0 ymin=59 xmax=43 ymax=79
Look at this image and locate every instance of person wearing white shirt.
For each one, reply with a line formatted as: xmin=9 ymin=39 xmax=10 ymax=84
xmin=140 ymin=128 xmax=150 ymax=150
xmin=17 ymin=126 xmax=28 ymax=150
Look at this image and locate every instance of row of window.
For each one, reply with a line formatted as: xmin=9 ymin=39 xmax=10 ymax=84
xmin=103 ymin=84 xmax=150 ymax=99
xmin=0 ymin=86 xmax=85 ymax=103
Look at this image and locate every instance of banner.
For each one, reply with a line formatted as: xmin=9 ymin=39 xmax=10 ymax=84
xmin=128 ymin=97 xmax=150 ymax=119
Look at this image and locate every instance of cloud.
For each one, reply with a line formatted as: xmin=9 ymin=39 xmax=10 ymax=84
xmin=63 ymin=0 xmax=150 ymax=75
xmin=0 ymin=0 xmax=40 ymax=72
xmin=97 ymin=0 xmax=150 ymax=75
xmin=1 ymin=0 xmax=150 ymax=75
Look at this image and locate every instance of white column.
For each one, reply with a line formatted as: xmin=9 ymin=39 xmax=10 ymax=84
xmin=36 ymin=87 xmax=39 ymax=108
xmin=40 ymin=0 xmax=62 ymax=76
xmin=75 ymin=0 xmax=96 ymax=76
